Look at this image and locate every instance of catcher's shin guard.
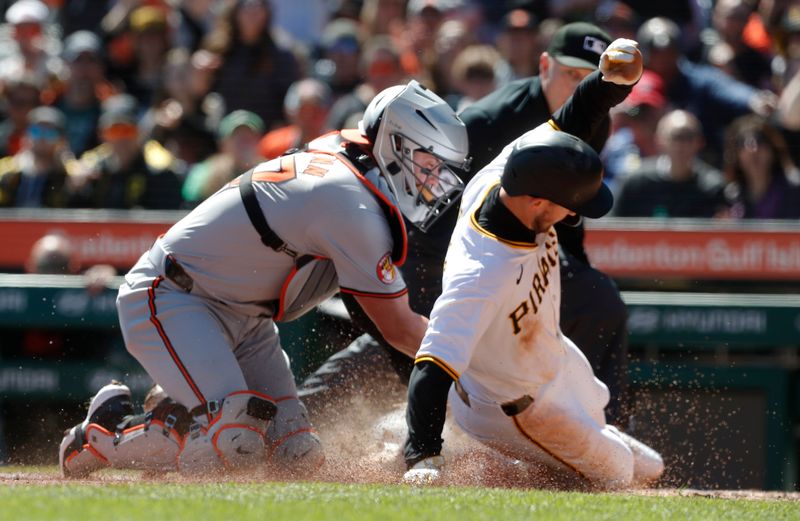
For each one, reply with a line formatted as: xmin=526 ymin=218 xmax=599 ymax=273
xmin=84 ymin=399 xmax=189 ymax=472
xmin=178 ymin=391 xmax=277 ymax=474
xmin=267 ymin=397 xmax=324 ymax=473
xmin=60 ymin=381 xmax=134 ymax=478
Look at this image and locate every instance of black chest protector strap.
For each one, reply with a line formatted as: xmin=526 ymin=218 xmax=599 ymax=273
xmin=238 ymin=165 xmax=337 ymax=323
xmin=239 ymin=168 xmax=299 ymax=258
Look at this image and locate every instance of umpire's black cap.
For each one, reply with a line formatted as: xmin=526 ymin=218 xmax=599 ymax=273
xmin=501 ymin=129 xmax=613 ymax=218
xmin=547 ymin=22 xmax=611 ymax=70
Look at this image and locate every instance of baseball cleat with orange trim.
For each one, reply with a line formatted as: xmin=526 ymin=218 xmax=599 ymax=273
xmin=59 ymin=381 xmax=134 ymax=478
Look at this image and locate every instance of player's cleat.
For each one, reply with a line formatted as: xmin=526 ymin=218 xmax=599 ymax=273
xmin=402 ymin=455 xmax=445 ymax=486
xmin=59 ymin=381 xmax=134 ymax=478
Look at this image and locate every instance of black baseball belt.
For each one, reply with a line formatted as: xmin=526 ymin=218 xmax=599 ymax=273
xmin=454 ymin=380 xmax=534 ymax=417
xmin=148 ymin=243 xmax=194 ymax=293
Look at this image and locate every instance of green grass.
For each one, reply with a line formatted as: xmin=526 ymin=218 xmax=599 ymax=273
xmin=0 ymin=470 xmax=797 ymax=521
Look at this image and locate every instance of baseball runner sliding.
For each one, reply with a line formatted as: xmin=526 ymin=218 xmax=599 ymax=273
xmin=403 ymin=40 xmax=665 ymax=489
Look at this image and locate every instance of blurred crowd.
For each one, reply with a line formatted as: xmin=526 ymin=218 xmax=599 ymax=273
xmin=0 ymin=0 xmax=799 ymax=219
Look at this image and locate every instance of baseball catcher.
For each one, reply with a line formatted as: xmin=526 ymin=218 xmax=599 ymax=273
xmin=59 ymin=80 xmax=471 ymax=478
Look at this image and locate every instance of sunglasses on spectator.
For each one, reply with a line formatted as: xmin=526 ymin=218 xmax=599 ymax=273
xmin=27 ymin=124 xmax=62 ymax=142
xmin=101 ymin=123 xmax=139 ymax=141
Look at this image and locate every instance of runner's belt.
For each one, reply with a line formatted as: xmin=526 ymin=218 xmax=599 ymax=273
xmin=454 ymin=380 xmax=534 ymax=417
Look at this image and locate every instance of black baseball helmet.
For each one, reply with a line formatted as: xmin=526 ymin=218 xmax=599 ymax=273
xmin=501 ymin=128 xmax=613 ymax=218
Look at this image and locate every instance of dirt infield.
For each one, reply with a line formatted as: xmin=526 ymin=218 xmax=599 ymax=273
xmin=4 ymin=400 xmax=798 ymax=500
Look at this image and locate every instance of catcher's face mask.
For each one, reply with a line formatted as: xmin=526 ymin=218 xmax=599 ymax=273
xmin=365 ymin=80 xmax=471 ymax=232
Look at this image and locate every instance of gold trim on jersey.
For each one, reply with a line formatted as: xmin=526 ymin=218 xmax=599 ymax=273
xmin=511 ymin=416 xmax=588 ymax=481
xmin=415 ymin=355 xmax=460 ymax=380
xmin=547 ymin=119 xmax=560 ymax=131
xmin=468 ymin=181 xmax=538 ymax=249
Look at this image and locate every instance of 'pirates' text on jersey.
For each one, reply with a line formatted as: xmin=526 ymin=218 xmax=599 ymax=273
xmin=417 ymin=153 xmax=566 ymax=405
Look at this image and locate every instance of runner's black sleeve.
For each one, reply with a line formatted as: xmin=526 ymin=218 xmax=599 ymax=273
xmin=403 ymin=360 xmax=454 ymax=468
xmin=551 ymin=69 xmax=633 ymax=151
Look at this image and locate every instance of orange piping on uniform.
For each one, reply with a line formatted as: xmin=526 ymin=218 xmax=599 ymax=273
xmin=147 ymin=276 xmax=210 ymax=423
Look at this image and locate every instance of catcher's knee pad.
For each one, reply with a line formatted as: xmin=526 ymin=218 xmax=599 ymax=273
xmin=267 ymin=397 xmax=324 ymax=472
xmin=178 ymin=391 xmax=277 ymax=474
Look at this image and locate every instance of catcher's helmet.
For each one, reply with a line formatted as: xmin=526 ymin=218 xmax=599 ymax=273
xmin=344 ymin=80 xmax=471 ymax=231
xmin=501 ymin=127 xmax=613 ymax=218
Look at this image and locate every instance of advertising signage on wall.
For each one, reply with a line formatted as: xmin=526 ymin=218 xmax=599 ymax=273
xmin=584 ymin=219 xmax=800 ymax=280
xmin=1 ymin=211 xmax=800 ymax=280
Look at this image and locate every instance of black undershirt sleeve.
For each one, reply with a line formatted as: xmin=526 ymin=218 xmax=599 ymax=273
xmin=552 ymin=70 xmax=634 ymax=152
xmin=403 ymin=360 xmax=454 ymax=468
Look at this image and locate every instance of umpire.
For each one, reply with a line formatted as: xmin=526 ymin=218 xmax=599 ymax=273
xmin=301 ymin=22 xmax=634 ymax=427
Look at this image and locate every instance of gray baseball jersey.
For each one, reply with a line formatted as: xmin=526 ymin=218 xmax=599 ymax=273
xmin=115 ymin=132 xmax=408 ymax=471
xmin=159 ymin=135 xmax=408 ymax=317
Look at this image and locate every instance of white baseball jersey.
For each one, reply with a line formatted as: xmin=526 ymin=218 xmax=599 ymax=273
xmin=413 ymin=135 xmax=663 ymax=487
xmin=419 ymin=152 xmax=605 ymax=412
xmin=158 ymin=133 xmax=407 ymax=317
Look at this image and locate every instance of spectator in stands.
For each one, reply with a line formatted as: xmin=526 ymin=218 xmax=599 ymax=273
xmin=595 ymin=1 xmax=639 ymax=41
xmin=613 ymin=110 xmax=727 ymax=218
xmin=637 ymin=17 xmax=777 ymax=161
xmin=70 ymin=102 xmax=183 ymax=209
xmin=0 ymin=106 xmax=73 ymax=208
xmin=258 ymin=79 xmax=332 ymax=161
xmin=57 ymin=0 xmax=112 ymax=38
xmin=700 ymin=0 xmax=772 ymax=90
xmin=720 ymin=114 xmax=800 ymax=219
xmin=497 ymin=8 xmax=541 ymax=79
xmin=25 ymin=231 xmax=78 ymax=275
xmin=603 ymin=70 xmax=666 ymax=187
xmin=123 ymin=5 xmax=172 ymax=108
xmin=430 ymin=19 xmax=480 ymax=98
xmin=360 ymin=0 xmax=407 ymax=38
xmin=0 ymin=0 xmax=64 ymax=95
xmin=182 ymin=110 xmax=264 ymax=207
xmin=325 ymin=36 xmax=406 ymax=131
xmin=54 ymin=31 xmax=113 ymax=157
xmin=447 ymin=45 xmax=502 ymax=112
xmin=313 ymin=18 xmax=363 ymax=99
xmin=142 ymin=48 xmax=218 ymax=166
xmin=18 ymin=231 xmax=116 ymax=357
xmin=614 ymin=0 xmax=706 ymax=49
xmin=173 ymin=0 xmax=217 ymax=52
xmin=203 ymin=0 xmax=300 ymax=130
xmin=0 ymin=75 xmax=41 ymax=157
xmin=398 ymin=0 xmax=447 ymax=85
xmin=774 ymin=6 xmax=800 ymax=108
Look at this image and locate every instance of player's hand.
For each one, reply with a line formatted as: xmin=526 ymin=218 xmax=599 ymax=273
xmin=600 ymin=38 xmax=643 ymax=86
xmin=402 ymin=455 xmax=444 ymax=486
